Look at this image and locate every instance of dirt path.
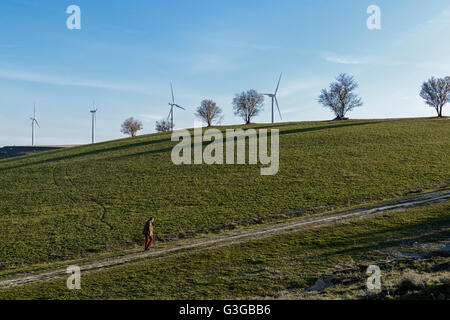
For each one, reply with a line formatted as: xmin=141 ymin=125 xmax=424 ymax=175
xmin=1 ymin=190 xmax=449 ymax=289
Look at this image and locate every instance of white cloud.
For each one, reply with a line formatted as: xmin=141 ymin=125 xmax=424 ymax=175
xmin=389 ymin=7 xmax=450 ymax=73
xmin=321 ymin=54 xmax=368 ymax=65
xmin=189 ymin=54 xmax=235 ymax=72
xmin=426 ymin=8 xmax=450 ymax=27
xmin=278 ymin=79 xmax=321 ymax=98
xmin=209 ymin=39 xmax=282 ymax=52
xmin=0 ymin=70 xmax=152 ymax=94
xmin=395 ymin=7 xmax=450 ymax=48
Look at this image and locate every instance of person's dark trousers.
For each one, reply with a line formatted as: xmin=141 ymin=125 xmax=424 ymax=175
xmin=145 ymin=234 xmax=154 ymax=250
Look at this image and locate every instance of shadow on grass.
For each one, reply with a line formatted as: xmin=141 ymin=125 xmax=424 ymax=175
xmin=111 ymin=121 xmax=382 ymax=161
xmin=310 ymin=217 xmax=450 ymax=260
xmin=0 ymin=121 xmax=382 ymax=171
xmin=276 ymin=121 xmax=383 ymax=137
xmin=0 ymin=136 xmax=173 ymax=172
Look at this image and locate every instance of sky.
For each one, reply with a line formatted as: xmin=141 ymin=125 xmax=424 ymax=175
xmin=0 ymin=0 xmax=449 ymax=146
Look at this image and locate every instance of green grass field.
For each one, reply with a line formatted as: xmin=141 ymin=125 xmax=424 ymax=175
xmin=0 ymin=117 xmax=449 ymax=272
xmin=1 ymin=201 xmax=448 ymax=299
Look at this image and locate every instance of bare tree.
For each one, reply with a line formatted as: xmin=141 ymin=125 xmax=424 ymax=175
xmin=121 ymin=117 xmax=143 ymax=137
xmin=420 ymin=77 xmax=450 ymax=118
xmin=232 ymin=90 xmax=264 ymax=124
xmin=155 ymin=119 xmax=171 ymax=133
xmin=318 ymin=73 xmax=363 ymax=120
xmin=195 ymin=99 xmax=223 ymax=127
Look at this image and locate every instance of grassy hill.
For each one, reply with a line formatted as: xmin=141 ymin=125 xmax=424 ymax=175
xmin=1 ymin=199 xmax=449 ymax=299
xmin=0 ymin=117 xmax=449 ymax=270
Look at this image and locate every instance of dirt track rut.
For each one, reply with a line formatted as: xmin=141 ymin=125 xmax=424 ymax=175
xmin=1 ymin=190 xmax=449 ymax=289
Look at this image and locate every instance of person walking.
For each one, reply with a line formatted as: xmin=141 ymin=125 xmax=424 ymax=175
xmin=143 ymin=217 xmax=155 ymax=251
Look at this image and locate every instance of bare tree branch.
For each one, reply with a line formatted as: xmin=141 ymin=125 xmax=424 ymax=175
xmin=420 ymin=77 xmax=450 ymax=118
xmin=195 ymin=99 xmax=223 ymax=127
xmin=318 ymin=73 xmax=363 ymax=120
xmin=121 ymin=117 xmax=143 ymax=137
xmin=155 ymin=119 xmax=171 ymax=133
xmin=232 ymin=90 xmax=264 ymax=124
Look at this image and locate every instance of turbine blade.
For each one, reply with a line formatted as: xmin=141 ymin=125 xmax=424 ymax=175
xmin=170 ymin=83 xmax=175 ymax=104
xmin=275 ymin=97 xmax=282 ymax=120
xmin=174 ymin=104 xmax=185 ymax=110
xmin=275 ymin=73 xmax=282 ymax=95
xmin=35 ymin=119 xmax=40 ymax=128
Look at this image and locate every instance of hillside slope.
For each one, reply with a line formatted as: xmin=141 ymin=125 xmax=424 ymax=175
xmin=0 ymin=118 xmax=449 ymax=270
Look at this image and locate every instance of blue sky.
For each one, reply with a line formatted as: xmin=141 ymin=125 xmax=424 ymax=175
xmin=0 ymin=0 xmax=449 ymax=146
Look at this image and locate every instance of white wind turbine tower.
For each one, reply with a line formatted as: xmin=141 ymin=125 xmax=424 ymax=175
xmin=30 ymin=103 xmax=40 ymax=146
xmin=168 ymin=83 xmax=186 ymax=131
xmin=90 ymin=100 xmax=99 ymax=144
xmin=263 ymin=73 xmax=283 ymax=123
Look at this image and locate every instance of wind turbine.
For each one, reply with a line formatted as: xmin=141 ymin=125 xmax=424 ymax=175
xmin=263 ymin=73 xmax=283 ymax=123
xmin=30 ymin=103 xmax=40 ymax=146
xmin=90 ymin=100 xmax=98 ymax=144
xmin=167 ymin=83 xmax=186 ymax=131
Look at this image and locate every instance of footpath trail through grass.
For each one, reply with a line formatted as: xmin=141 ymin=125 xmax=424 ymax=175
xmin=0 ymin=197 xmax=448 ymax=299
xmin=0 ymin=118 xmax=449 ymax=270
xmin=1 ymin=189 xmax=449 ymax=288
